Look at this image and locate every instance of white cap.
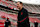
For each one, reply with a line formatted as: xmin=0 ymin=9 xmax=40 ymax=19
xmin=35 ymin=21 xmax=37 ymax=22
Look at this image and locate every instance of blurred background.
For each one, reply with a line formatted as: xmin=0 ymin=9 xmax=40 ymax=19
xmin=0 ymin=0 xmax=40 ymax=27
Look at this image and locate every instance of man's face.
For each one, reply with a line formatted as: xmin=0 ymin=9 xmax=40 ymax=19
xmin=16 ymin=2 xmax=22 ymax=9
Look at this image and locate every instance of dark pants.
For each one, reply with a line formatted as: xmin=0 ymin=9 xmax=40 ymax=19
xmin=18 ymin=22 xmax=30 ymax=27
xmin=5 ymin=25 xmax=8 ymax=27
xmin=35 ymin=25 xmax=38 ymax=27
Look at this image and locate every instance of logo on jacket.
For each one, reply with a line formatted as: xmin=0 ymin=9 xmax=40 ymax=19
xmin=21 ymin=12 xmax=23 ymax=15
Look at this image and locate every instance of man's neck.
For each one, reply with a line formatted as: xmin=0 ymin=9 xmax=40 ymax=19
xmin=20 ymin=7 xmax=23 ymax=11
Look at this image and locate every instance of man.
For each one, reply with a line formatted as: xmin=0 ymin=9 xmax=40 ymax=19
xmin=17 ymin=1 xmax=30 ymax=27
xmin=5 ymin=18 xmax=11 ymax=27
xmin=34 ymin=21 xmax=38 ymax=27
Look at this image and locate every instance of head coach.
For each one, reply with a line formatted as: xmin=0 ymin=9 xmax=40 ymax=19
xmin=16 ymin=1 xmax=30 ymax=27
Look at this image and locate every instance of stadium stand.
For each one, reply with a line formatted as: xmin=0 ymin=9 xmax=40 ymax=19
xmin=0 ymin=0 xmax=40 ymax=27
